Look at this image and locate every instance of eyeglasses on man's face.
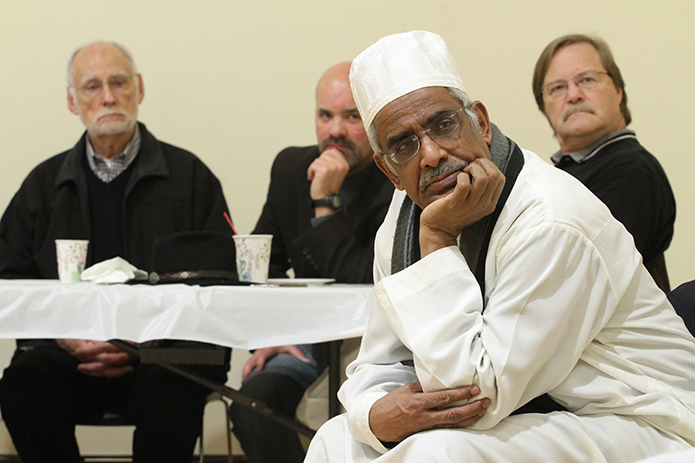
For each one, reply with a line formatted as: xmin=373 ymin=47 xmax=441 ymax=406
xmin=384 ymin=107 xmax=464 ymax=165
xmin=75 ymin=74 xmax=135 ymax=99
xmin=542 ymin=70 xmax=610 ymax=101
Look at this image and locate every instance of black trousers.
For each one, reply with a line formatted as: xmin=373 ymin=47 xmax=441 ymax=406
xmin=0 ymin=341 xmax=227 ymax=463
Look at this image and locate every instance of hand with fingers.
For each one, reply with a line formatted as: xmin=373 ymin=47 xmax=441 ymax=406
xmin=241 ymin=345 xmax=311 ymax=382
xmin=57 ymin=339 xmax=138 ymax=378
xmin=420 ymin=158 xmax=505 ymax=257
xmin=368 ymin=381 xmax=490 ymax=444
xmin=308 ymin=149 xmax=350 ymax=197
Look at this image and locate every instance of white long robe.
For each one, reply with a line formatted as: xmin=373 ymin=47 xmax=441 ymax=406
xmin=305 ymin=149 xmax=695 ymax=463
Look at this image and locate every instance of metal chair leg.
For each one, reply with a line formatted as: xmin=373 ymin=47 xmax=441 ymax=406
xmin=199 ymin=391 xmax=233 ymax=463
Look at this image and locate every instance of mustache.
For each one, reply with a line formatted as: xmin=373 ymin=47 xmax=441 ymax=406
xmin=562 ymin=102 xmax=595 ymax=121
xmin=96 ymin=108 xmax=128 ymax=120
xmin=320 ymin=136 xmax=355 ymax=152
xmin=419 ymin=159 xmax=469 ymax=191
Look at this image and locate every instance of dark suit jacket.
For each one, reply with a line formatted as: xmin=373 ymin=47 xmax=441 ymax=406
xmin=253 ymin=145 xmax=394 ymax=283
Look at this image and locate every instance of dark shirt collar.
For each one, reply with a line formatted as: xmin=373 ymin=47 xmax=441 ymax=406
xmin=551 ymin=129 xmax=636 ymax=165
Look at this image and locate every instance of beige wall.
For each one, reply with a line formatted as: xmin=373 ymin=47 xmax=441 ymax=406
xmin=1 ymin=0 xmax=693 ymax=456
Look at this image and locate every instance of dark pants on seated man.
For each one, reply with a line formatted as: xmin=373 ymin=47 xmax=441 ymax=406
xmin=0 ymin=340 xmax=227 ymax=463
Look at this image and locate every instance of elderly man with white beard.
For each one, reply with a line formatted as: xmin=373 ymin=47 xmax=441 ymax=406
xmin=0 ymin=41 xmax=232 ymax=463
xmin=303 ymin=30 xmax=695 ymax=463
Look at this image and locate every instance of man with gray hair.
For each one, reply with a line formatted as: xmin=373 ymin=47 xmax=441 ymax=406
xmin=304 ymin=30 xmax=695 ymax=462
xmin=0 ymin=41 xmax=231 ymax=462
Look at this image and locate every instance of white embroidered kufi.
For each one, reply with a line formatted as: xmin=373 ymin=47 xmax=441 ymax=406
xmin=350 ymin=30 xmax=467 ymax=131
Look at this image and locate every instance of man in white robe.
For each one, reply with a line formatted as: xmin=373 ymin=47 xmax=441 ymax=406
xmin=304 ymin=30 xmax=695 ymax=463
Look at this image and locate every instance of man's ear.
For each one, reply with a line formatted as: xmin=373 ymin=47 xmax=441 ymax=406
xmin=472 ymin=101 xmax=492 ymax=145
xmin=67 ymin=88 xmax=79 ymax=115
xmin=136 ymin=74 xmax=145 ymax=104
xmin=374 ymin=154 xmax=404 ymax=190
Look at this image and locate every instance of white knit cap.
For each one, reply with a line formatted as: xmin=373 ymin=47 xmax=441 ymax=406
xmin=350 ymin=30 xmax=467 ymax=131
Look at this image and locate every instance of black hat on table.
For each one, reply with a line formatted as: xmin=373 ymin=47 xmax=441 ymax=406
xmin=149 ymin=230 xmax=245 ymax=286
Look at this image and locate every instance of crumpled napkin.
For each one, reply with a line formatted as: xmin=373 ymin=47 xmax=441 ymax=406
xmin=81 ymin=257 xmax=148 ymax=284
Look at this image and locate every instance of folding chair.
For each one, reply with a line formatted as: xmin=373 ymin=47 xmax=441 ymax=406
xmin=78 ymin=391 xmax=233 ymax=463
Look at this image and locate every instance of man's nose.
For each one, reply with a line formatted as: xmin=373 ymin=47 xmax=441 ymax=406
xmin=419 ymin=133 xmax=447 ymax=168
xmin=328 ymin=118 xmax=348 ymax=138
xmin=101 ymin=84 xmax=117 ymax=105
xmin=566 ymin=81 xmax=584 ymax=102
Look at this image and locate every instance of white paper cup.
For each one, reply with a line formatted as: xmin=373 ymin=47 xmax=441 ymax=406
xmin=55 ymin=239 xmax=89 ymax=283
xmin=233 ymin=234 xmax=272 ymax=283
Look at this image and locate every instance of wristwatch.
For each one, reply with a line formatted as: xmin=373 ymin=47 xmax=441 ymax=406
xmin=311 ymin=194 xmax=342 ymax=210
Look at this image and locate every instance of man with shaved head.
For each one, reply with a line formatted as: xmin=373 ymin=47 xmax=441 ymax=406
xmin=230 ymin=62 xmax=393 ymax=463
xmin=0 ymin=41 xmax=232 ymax=462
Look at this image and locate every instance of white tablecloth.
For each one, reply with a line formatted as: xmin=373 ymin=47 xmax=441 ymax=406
xmin=0 ymin=280 xmax=373 ymax=350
